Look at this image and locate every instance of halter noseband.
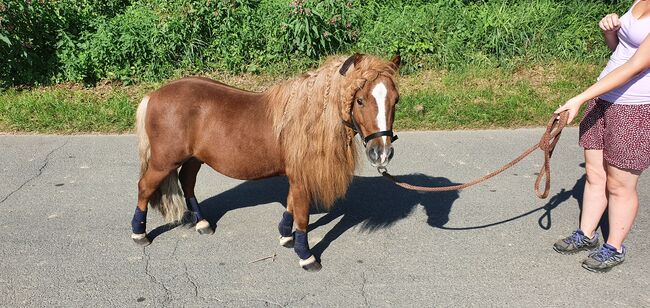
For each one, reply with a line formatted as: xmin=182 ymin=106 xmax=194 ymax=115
xmin=343 ymin=110 xmax=398 ymax=146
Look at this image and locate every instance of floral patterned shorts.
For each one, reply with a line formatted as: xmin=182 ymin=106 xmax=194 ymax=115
xmin=579 ymin=98 xmax=650 ymax=171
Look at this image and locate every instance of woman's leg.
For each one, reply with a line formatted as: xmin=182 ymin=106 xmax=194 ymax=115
xmin=604 ymin=165 xmax=641 ymax=250
xmin=579 ymin=149 xmax=609 ymax=238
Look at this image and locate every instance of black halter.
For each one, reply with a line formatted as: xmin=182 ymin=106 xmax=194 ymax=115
xmin=338 ymin=53 xmax=398 ymax=147
xmin=343 ymin=110 xmax=398 ymax=146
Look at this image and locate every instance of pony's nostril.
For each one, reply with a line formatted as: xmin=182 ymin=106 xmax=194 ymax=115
xmin=369 ymin=148 xmax=380 ymax=162
xmin=388 ymin=147 xmax=394 ymax=160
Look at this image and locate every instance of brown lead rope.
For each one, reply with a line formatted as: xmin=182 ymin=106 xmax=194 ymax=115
xmin=379 ymin=111 xmax=569 ymax=199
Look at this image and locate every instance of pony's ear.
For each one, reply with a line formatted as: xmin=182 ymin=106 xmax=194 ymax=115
xmin=389 ymin=54 xmax=401 ymax=69
xmin=339 ymin=53 xmax=364 ymax=76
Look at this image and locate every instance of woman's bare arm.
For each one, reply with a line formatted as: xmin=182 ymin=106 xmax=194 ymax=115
xmin=555 ymin=34 xmax=650 ymax=123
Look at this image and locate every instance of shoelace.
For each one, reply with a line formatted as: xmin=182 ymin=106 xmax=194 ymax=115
xmin=564 ymin=231 xmax=585 ymax=245
xmin=590 ymin=246 xmax=616 ymax=262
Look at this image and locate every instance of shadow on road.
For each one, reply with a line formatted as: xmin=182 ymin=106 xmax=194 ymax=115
xmin=148 ymin=165 xmax=600 ymax=256
xmin=437 ymin=166 xmax=589 ymax=232
xmin=308 ymin=174 xmax=460 ymax=260
xmin=185 ymin=174 xmax=460 ymax=259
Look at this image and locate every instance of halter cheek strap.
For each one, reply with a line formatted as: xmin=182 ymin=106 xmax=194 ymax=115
xmin=339 ymin=58 xmax=397 ymax=146
xmin=342 ymin=111 xmax=398 ymax=146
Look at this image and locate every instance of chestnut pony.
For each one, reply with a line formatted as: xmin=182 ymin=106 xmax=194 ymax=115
xmin=131 ymin=54 xmax=400 ymax=271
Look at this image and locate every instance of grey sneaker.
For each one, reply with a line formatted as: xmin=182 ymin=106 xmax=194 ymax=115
xmin=582 ymin=243 xmax=626 ymax=273
xmin=553 ymin=229 xmax=599 ymax=254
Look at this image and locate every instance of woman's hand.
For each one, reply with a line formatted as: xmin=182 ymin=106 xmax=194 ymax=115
xmin=554 ymin=97 xmax=584 ymax=124
xmin=599 ymin=13 xmax=620 ymax=51
xmin=599 ymin=13 xmax=621 ymax=32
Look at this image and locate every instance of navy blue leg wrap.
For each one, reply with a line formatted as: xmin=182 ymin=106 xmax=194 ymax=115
xmin=294 ymin=230 xmax=312 ymax=260
xmin=278 ymin=211 xmax=294 ymax=237
xmin=131 ymin=207 xmax=147 ymax=234
xmin=185 ymin=197 xmax=204 ymax=221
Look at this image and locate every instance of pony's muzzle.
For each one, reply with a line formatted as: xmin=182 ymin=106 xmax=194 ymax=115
xmin=366 ymin=139 xmax=394 ymax=167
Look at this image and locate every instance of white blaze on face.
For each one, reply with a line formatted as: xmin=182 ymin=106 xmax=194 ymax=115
xmin=371 ymin=82 xmax=388 ymax=133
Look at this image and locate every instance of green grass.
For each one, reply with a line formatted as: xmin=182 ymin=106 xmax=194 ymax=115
xmin=0 ymin=61 xmax=601 ymax=133
xmin=0 ymin=86 xmax=147 ymax=133
xmin=395 ymin=62 xmax=599 ymax=130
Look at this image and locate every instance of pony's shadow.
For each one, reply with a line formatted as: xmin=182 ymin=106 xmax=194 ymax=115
xmin=147 ymin=165 xmax=600 ymax=254
xmin=150 ymin=174 xmax=461 ymax=259
xmin=146 ymin=177 xmax=291 ymax=242
xmin=308 ymin=174 xmax=460 ymax=259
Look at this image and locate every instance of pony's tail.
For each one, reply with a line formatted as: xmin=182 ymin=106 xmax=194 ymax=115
xmin=136 ymin=96 xmax=185 ymax=223
xmin=136 ymin=96 xmax=151 ymax=178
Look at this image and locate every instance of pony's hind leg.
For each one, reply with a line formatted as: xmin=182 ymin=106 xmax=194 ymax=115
xmin=278 ymin=183 xmax=295 ymax=247
xmin=132 ymin=166 xmax=172 ymax=246
xmin=179 ymin=158 xmax=213 ymax=235
xmin=287 ymin=180 xmax=321 ymax=271
xmin=278 ymin=211 xmax=295 ymax=248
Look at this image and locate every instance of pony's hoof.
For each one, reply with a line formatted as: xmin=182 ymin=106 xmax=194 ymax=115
xmin=195 ymin=220 xmax=213 ymax=235
xmin=131 ymin=233 xmax=150 ymax=246
xmin=279 ymin=236 xmax=294 ymax=248
xmin=299 ymin=256 xmax=322 ymax=272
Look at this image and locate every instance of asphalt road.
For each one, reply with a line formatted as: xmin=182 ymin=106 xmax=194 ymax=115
xmin=0 ymin=129 xmax=648 ymax=307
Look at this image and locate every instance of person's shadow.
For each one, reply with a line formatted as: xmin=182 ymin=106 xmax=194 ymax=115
xmin=433 ymin=163 xmax=606 ymax=238
xmin=543 ymin=163 xmax=609 ymax=240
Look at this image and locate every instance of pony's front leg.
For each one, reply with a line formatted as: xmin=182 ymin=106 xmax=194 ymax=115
xmin=287 ymin=182 xmax=322 ymax=271
xmin=179 ymin=158 xmax=212 ymax=235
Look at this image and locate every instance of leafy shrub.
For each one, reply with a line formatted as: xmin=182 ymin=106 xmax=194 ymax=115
xmin=0 ymin=0 xmax=630 ymax=87
xmin=281 ymin=0 xmax=360 ymax=58
xmin=0 ymin=1 xmax=62 ymax=87
xmin=58 ymin=0 xmax=283 ymax=83
xmin=356 ymin=0 xmax=628 ymax=73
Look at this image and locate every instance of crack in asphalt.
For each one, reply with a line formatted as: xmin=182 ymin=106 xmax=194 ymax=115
xmin=170 ymin=238 xmax=180 ymax=258
xmin=142 ymin=246 xmax=172 ymax=307
xmin=10 ymin=284 xmax=16 ymax=304
xmin=172 ymin=238 xmax=212 ymax=304
xmin=361 ymin=272 xmax=370 ymax=307
xmin=0 ymin=138 xmax=70 ymax=205
xmin=284 ymin=294 xmax=308 ymax=307
xmin=171 ymin=238 xmax=202 ymax=301
xmin=182 ymin=263 xmax=199 ymax=298
xmin=194 ymin=298 xmax=283 ymax=307
xmin=250 ymin=299 xmax=284 ymax=307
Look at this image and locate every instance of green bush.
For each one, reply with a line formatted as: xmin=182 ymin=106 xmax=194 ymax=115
xmin=356 ymin=0 xmax=628 ymax=72
xmin=0 ymin=0 xmax=629 ymax=87
xmin=281 ymin=0 xmax=360 ymax=58
xmin=58 ymin=0 xmax=289 ymax=83
xmin=0 ymin=1 xmax=61 ymax=86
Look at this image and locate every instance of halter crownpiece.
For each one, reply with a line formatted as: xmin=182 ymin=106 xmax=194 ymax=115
xmin=339 ymin=53 xmax=363 ymax=76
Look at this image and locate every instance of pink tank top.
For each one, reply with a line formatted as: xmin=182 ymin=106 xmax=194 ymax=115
xmin=598 ymin=0 xmax=650 ymax=105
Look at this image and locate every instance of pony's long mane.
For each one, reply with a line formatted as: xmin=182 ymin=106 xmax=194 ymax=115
xmin=264 ymin=55 xmax=398 ymax=208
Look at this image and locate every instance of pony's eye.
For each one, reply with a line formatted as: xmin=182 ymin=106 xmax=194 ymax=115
xmin=356 ymin=98 xmax=364 ymax=106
